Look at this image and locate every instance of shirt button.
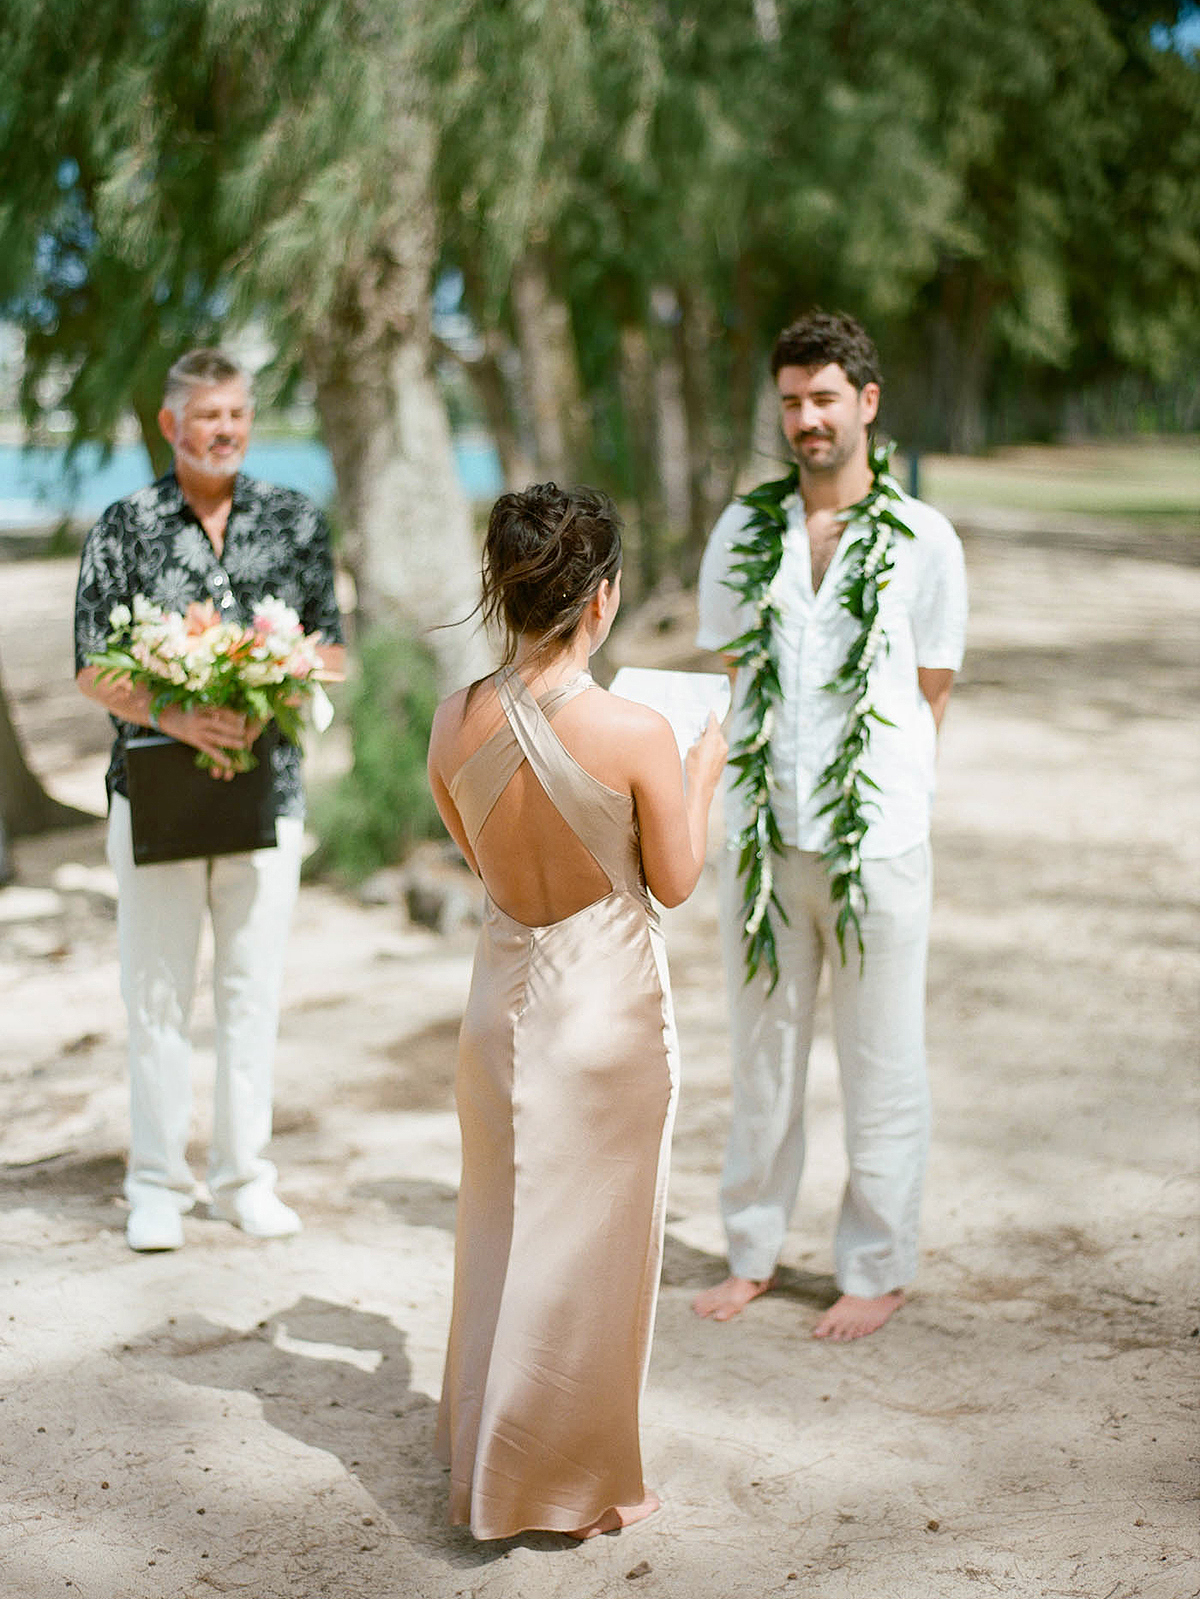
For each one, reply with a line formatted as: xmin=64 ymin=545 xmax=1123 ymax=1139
xmin=219 ymin=593 xmax=235 ymax=610
xmin=211 ymin=572 xmax=227 ymax=587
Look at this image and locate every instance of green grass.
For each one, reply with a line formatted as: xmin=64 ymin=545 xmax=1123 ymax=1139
xmin=920 ymin=439 xmax=1199 ymax=521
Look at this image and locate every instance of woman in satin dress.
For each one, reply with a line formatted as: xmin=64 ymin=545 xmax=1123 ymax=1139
xmin=428 ymin=483 xmax=726 ymax=1541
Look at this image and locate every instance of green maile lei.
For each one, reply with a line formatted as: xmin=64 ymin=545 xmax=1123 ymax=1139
xmin=722 ymin=441 xmax=912 ymax=989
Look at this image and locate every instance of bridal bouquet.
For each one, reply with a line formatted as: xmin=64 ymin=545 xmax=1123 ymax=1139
xmin=89 ymin=594 xmax=328 ymax=772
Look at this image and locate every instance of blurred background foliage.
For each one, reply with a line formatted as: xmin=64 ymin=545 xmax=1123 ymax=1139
xmin=0 ymin=0 xmax=1196 ymax=854
xmin=308 ymin=628 xmax=444 ymax=881
xmin=2 ymin=0 xmax=1197 ymax=587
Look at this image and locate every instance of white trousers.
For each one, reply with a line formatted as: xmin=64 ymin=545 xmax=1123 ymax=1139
xmin=717 ymin=842 xmax=932 ymax=1298
xmin=106 ymin=795 xmax=303 ymax=1213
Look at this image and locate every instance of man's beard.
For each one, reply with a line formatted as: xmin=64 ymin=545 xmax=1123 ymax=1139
xmin=175 ymin=440 xmax=247 ymax=481
xmin=793 ymin=429 xmax=856 ymax=474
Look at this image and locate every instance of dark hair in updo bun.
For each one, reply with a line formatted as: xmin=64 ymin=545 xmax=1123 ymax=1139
xmin=481 ymin=482 xmax=622 ymax=666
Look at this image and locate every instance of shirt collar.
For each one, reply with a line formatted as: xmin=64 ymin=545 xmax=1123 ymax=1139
xmin=156 ymin=468 xmax=252 ymax=541
xmin=154 ymin=469 xmax=187 ymax=517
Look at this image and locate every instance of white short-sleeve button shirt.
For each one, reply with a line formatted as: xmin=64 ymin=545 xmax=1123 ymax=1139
xmin=696 ymin=490 xmax=968 ymax=859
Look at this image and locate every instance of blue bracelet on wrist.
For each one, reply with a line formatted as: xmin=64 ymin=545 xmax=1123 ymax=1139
xmin=149 ymin=706 xmax=161 ymax=732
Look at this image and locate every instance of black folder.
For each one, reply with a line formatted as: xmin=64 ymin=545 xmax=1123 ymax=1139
xmin=124 ymin=727 xmax=281 ymax=865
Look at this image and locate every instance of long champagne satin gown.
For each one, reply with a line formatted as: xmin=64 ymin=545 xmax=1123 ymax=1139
xmin=435 ymin=667 xmax=680 ymax=1540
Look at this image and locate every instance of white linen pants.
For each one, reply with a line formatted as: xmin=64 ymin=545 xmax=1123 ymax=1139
xmin=106 ymin=794 xmax=303 ymax=1213
xmin=718 ymin=841 xmax=932 ymax=1298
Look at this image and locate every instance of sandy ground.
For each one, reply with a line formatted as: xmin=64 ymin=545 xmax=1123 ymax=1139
xmin=1 ymin=513 xmax=1198 ymax=1599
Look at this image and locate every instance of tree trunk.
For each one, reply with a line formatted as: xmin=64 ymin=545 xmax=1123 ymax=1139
xmin=930 ymin=264 xmax=998 ymax=453
xmin=132 ymin=392 xmax=171 ymax=480
xmin=674 ymin=282 xmax=722 ymax=574
xmin=453 ymin=330 xmax=536 ymax=490
xmin=306 ymin=106 xmax=489 ymax=693
xmin=456 ymin=261 xmax=536 ymax=490
xmin=949 ymin=297 xmax=994 ymax=455
xmin=652 ymin=333 xmax=690 ymax=546
xmin=311 ymin=335 xmax=488 ymax=693
xmin=723 ymin=254 xmax=763 ymax=501
xmin=0 ymin=652 xmax=93 ymax=838
xmin=748 ymin=371 xmax=789 ymax=484
xmin=618 ymin=324 xmax=664 ymax=598
xmin=510 ymin=246 xmax=587 ymax=484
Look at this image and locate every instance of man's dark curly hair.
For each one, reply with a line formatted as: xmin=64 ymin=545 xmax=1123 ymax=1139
xmin=770 ymin=310 xmax=882 ymax=393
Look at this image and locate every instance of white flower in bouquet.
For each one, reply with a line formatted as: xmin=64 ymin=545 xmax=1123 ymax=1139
xmin=241 ymin=596 xmax=322 ymax=688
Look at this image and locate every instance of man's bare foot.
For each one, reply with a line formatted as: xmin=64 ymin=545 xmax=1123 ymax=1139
xmin=691 ymin=1275 xmax=776 ymax=1322
xmin=812 ymin=1289 xmax=905 ymax=1341
xmin=568 ymin=1490 xmax=660 ymax=1540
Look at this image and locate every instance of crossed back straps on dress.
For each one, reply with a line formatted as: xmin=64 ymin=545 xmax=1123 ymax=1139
xmin=448 ymin=668 xmax=640 ymax=896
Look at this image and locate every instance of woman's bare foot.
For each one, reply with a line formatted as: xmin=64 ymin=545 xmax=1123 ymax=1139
xmin=568 ymin=1490 xmax=661 ymax=1540
xmin=812 ymin=1289 xmax=905 ymax=1341
xmin=691 ymin=1275 xmax=776 ymax=1321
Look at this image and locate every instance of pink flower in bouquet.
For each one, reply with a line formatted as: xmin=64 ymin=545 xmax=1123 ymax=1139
xmin=185 ymin=599 xmax=222 ymax=635
xmin=241 ymin=597 xmax=324 ymax=688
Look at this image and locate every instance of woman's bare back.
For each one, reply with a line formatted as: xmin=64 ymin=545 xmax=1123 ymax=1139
xmin=445 ymin=676 xmax=633 ymax=928
xmin=430 ymin=664 xmax=721 ymax=920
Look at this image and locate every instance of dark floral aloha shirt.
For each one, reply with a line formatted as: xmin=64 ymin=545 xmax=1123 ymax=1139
xmin=74 ymin=471 xmax=345 ymax=816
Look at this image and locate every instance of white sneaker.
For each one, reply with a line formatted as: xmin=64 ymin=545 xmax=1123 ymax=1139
xmin=211 ymin=1188 xmax=302 ymax=1238
xmin=126 ymin=1198 xmax=185 ymax=1252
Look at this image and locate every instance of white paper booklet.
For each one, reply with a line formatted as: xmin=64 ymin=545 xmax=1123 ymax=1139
xmin=608 ymin=667 xmax=731 ymax=759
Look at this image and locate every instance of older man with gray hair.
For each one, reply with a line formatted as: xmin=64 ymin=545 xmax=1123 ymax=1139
xmin=74 ymin=349 xmax=345 ymax=1251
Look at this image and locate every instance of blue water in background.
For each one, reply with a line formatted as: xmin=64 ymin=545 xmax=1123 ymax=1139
xmin=0 ymin=435 xmax=504 ymax=528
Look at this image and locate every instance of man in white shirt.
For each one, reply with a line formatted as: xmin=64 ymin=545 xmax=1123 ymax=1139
xmin=693 ymin=311 xmax=967 ymax=1340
